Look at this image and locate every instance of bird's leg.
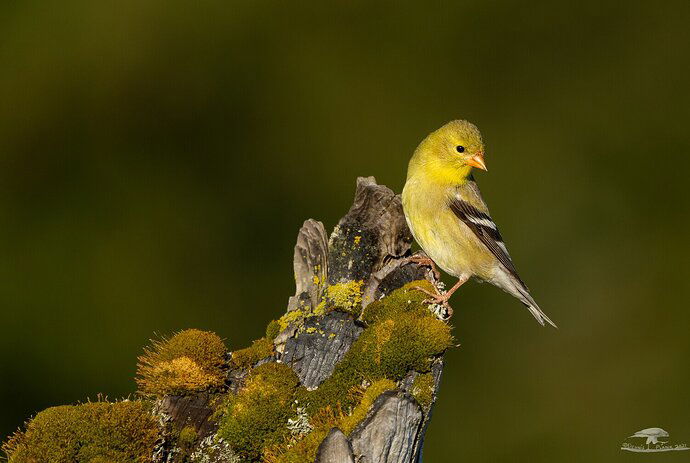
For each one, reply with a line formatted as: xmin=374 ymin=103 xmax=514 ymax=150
xmin=413 ymin=274 xmax=470 ymax=319
xmin=406 ymin=254 xmax=442 ymax=281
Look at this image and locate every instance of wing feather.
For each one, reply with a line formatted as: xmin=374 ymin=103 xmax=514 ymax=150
xmin=448 ymin=195 xmax=526 ymax=287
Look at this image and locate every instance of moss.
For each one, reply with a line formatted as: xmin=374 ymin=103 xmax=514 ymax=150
xmin=3 ymin=400 xmax=158 ymax=463
xmin=217 ymin=363 xmax=300 ymax=461
xmin=263 ymin=406 xmax=338 ymax=463
xmin=361 ymin=280 xmax=436 ymax=324
xmin=340 ymin=379 xmax=396 ymax=434
xmin=411 ymin=373 xmax=435 ymax=409
xmin=231 ymin=337 xmax=274 ymax=370
xmin=137 ymin=329 xmax=227 ymax=396
xmin=178 ymin=425 xmax=198 ymax=448
xmin=265 ymin=380 xmax=396 ymax=463
xmin=265 ymin=319 xmax=281 ymax=340
xmin=302 ymin=281 xmax=452 ymax=414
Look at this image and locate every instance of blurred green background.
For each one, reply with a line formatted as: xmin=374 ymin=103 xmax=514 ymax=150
xmin=1 ymin=1 xmax=689 ymax=461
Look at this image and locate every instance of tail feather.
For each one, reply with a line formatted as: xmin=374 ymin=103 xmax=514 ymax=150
xmin=515 ymin=285 xmax=557 ymax=328
xmin=491 ymin=267 xmax=558 ymax=328
xmin=526 ymin=303 xmax=558 ymax=328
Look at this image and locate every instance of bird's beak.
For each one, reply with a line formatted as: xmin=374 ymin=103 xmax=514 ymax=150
xmin=466 ymin=153 xmax=487 ymax=171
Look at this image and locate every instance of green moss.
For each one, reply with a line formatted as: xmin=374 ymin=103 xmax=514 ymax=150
xmin=301 ymin=281 xmax=452 ymax=414
xmin=178 ymin=425 xmax=198 ymax=448
xmin=340 ymin=379 xmax=396 ymax=434
xmin=361 ymin=280 xmax=436 ymax=324
xmin=411 ymin=373 xmax=435 ymax=409
xmin=231 ymin=337 xmax=274 ymax=369
xmin=265 ymin=319 xmax=281 ymax=340
xmin=263 ymin=406 xmax=337 ymax=463
xmin=217 ymin=363 xmax=300 ymax=461
xmin=267 ymin=277 xmax=448 ymax=463
xmin=136 ymin=329 xmax=227 ymax=396
xmin=265 ymin=379 xmax=396 ymax=463
xmin=3 ymin=401 xmax=158 ymax=463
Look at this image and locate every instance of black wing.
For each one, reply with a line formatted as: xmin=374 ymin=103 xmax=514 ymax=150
xmin=448 ymin=197 xmax=526 ymax=287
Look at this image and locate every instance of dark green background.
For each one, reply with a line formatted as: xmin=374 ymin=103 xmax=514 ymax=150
xmin=1 ymin=1 xmax=689 ymax=461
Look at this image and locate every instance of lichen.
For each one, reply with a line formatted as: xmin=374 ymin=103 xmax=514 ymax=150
xmin=230 ymin=337 xmax=274 ymax=370
xmin=322 ymin=280 xmax=365 ymax=317
xmin=216 ymin=363 xmax=300 ymax=461
xmin=2 ymin=400 xmax=159 ymax=463
xmin=190 ymin=436 xmax=240 ymax=463
xmin=411 ymin=373 xmax=435 ymax=409
xmin=277 ymin=309 xmax=305 ymax=331
xmin=262 ymin=407 xmax=337 ymax=463
xmin=137 ymin=329 xmax=227 ymax=396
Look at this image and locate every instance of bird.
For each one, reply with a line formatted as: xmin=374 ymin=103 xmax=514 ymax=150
xmin=401 ymin=120 xmax=556 ymax=327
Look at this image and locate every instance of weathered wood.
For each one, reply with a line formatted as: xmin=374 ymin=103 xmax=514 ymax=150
xmin=288 ymin=219 xmax=329 ymax=313
xmin=328 ymin=176 xmax=413 ymax=286
xmin=350 ymin=391 xmax=424 ymax=463
xmin=315 ymin=428 xmax=355 ymax=463
xmin=282 ymin=311 xmax=365 ymax=389
xmin=155 ymin=393 xmax=217 ymax=438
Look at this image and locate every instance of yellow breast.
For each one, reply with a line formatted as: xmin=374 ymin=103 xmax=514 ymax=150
xmin=402 ymin=178 xmax=495 ymax=280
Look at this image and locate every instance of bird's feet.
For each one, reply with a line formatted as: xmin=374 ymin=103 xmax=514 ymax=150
xmin=406 ymin=254 xmax=442 ymax=282
xmin=412 ymin=284 xmax=454 ymax=320
xmin=412 ymin=274 xmax=470 ymax=320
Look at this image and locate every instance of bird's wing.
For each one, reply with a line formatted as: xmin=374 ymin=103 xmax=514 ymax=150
xmin=448 ymin=183 xmax=525 ymax=287
xmin=449 ymin=181 xmax=556 ymax=328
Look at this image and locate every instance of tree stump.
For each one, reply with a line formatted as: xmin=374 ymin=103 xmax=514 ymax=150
xmin=158 ymin=177 xmax=448 ymax=463
xmin=3 ymin=177 xmax=451 ymax=463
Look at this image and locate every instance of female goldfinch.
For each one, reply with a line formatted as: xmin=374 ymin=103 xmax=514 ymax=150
xmin=402 ymin=120 xmax=556 ymax=327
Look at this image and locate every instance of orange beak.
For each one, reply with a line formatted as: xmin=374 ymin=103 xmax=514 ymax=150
xmin=466 ymin=153 xmax=487 ymax=171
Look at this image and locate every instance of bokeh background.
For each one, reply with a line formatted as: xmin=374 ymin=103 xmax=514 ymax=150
xmin=1 ymin=1 xmax=689 ymax=461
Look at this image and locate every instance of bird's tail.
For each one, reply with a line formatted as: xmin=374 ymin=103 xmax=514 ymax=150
xmin=514 ymin=284 xmax=558 ymax=328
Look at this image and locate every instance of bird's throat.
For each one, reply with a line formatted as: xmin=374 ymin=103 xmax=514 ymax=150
xmin=411 ymin=157 xmax=473 ymax=188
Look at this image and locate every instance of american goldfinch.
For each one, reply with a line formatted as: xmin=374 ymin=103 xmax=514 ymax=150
xmin=402 ymin=120 xmax=556 ymax=327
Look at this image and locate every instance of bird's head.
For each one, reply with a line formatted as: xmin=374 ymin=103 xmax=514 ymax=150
xmin=409 ymin=120 xmax=487 ymax=184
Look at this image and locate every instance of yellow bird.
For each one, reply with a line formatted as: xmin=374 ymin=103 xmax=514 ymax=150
xmin=402 ymin=120 xmax=556 ymax=327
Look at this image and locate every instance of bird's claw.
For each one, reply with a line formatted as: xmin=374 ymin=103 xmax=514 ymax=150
xmin=407 ymin=255 xmax=442 ymax=282
xmin=411 ymin=285 xmax=453 ymax=320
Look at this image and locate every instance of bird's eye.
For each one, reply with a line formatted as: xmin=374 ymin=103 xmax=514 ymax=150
xmin=455 ymin=145 xmax=465 ymax=153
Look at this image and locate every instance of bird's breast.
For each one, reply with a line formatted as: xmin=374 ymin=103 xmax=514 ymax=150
xmin=402 ymin=179 xmax=495 ymax=279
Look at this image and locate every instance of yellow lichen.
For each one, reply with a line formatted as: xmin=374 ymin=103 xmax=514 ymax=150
xmin=325 ymin=280 xmax=365 ymax=316
xmin=278 ymin=309 xmax=305 ymax=331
